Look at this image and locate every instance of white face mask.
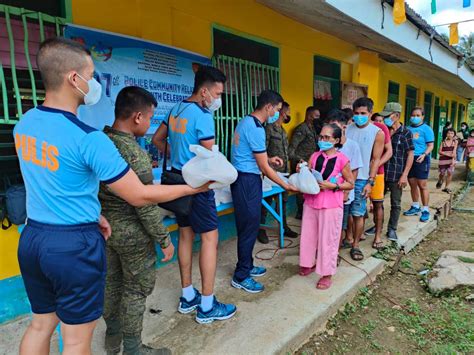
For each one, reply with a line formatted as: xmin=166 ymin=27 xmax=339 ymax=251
xmin=205 ymin=89 xmax=222 ymax=112
xmin=75 ymin=73 xmax=102 ymax=106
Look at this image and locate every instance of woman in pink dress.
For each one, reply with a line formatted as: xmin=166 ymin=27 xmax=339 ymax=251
xmin=299 ymin=124 xmax=355 ymax=290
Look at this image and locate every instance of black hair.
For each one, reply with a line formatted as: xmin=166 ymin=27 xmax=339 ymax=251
xmin=352 ymin=97 xmax=374 ymax=112
xmin=411 ymin=106 xmax=424 ymax=116
xmin=341 ymin=108 xmax=353 ymax=120
xmin=322 ymin=123 xmax=343 ymax=148
xmin=446 ymin=121 xmax=452 ymax=126
xmin=371 ymin=112 xmax=384 ymax=121
xmin=115 ymin=86 xmax=157 ymax=119
xmin=37 ymin=37 xmax=91 ymax=90
xmin=281 ymin=101 xmax=290 ymax=110
xmin=327 ymin=109 xmax=348 ymax=124
xmin=255 ymin=90 xmax=284 ymax=110
xmin=461 ymin=122 xmax=468 ymax=128
xmin=306 ymin=106 xmax=319 ymax=115
xmin=192 ymin=65 xmax=226 ymax=94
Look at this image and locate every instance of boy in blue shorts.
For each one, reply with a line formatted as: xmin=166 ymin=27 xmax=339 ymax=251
xmin=14 ymin=38 xmax=205 ymax=355
xmin=152 ymin=66 xmax=236 ymax=324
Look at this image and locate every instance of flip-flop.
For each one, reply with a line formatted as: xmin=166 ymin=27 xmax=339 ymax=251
xmin=442 ymin=188 xmax=452 ymax=194
xmin=299 ymin=265 xmax=316 ymax=276
xmin=372 ymin=241 xmax=385 ymax=250
xmin=350 ymin=247 xmax=364 ymax=261
xmin=316 ymin=276 xmax=332 ymax=290
xmin=340 ymin=239 xmax=353 ymax=249
xmin=436 ymin=182 xmax=442 ymax=189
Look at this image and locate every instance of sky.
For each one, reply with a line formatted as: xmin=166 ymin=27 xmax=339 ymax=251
xmin=405 ymin=0 xmax=474 ymax=37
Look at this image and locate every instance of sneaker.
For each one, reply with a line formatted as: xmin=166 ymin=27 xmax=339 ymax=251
xmin=364 ymin=226 xmax=376 ymax=236
xmin=231 ymin=277 xmax=264 ymax=293
xmin=257 ymin=229 xmax=269 ymax=244
xmin=250 ymin=266 xmax=267 ymax=277
xmin=178 ymin=288 xmax=201 ymax=314
xmin=386 ymin=229 xmax=398 ymax=242
xmin=284 ymin=227 xmax=298 ymax=238
xmin=420 ymin=210 xmax=430 ymax=223
xmin=403 ymin=206 xmax=421 ymax=216
xmin=195 ymin=297 xmax=237 ymax=324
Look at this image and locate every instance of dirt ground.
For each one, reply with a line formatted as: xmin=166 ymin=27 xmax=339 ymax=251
xmin=297 ymin=187 xmax=474 ymax=354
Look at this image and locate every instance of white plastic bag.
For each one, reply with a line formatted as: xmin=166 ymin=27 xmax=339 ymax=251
xmin=262 ymin=177 xmax=273 ymax=192
xmin=214 ymin=186 xmax=233 ymax=205
xmin=289 ymin=162 xmax=320 ymax=194
xmin=182 ymin=145 xmax=238 ymax=189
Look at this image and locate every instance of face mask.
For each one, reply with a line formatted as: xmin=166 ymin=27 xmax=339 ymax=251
xmin=410 ymin=116 xmax=422 ymax=126
xmin=206 ymin=92 xmax=222 ymax=112
xmin=268 ymin=111 xmax=280 ymax=124
xmin=75 ymin=73 xmax=102 ymax=106
xmin=384 ymin=117 xmax=394 ymax=127
xmin=353 ymin=115 xmax=369 ymax=126
xmin=318 ymin=141 xmax=334 ymax=151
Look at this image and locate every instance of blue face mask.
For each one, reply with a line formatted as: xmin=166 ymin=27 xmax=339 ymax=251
xmin=410 ymin=116 xmax=422 ymax=126
xmin=384 ymin=117 xmax=394 ymax=127
xmin=353 ymin=115 xmax=369 ymax=126
xmin=268 ymin=111 xmax=280 ymax=124
xmin=318 ymin=141 xmax=334 ymax=151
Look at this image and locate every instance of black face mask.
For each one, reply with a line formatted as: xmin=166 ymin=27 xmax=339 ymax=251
xmin=283 ymin=115 xmax=291 ymax=124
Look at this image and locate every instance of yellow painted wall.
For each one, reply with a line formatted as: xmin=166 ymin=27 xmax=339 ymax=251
xmin=0 ymin=0 xmax=470 ymax=281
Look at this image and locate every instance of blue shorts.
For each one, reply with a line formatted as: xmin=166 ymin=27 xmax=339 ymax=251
xmin=176 ymin=190 xmax=218 ymax=233
xmin=408 ymin=156 xmax=431 ymax=180
xmin=350 ymin=179 xmax=368 ymax=217
xmin=18 ymin=219 xmax=106 ymax=325
xmin=342 ymin=204 xmax=351 ymax=230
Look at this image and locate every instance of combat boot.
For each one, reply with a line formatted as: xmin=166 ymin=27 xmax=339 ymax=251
xmin=123 ymin=334 xmax=171 ymax=355
xmin=104 ymin=318 xmax=122 ymax=354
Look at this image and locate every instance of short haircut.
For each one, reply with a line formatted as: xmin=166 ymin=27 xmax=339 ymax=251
xmin=306 ymin=106 xmax=319 ymax=115
xmin=341 ymin=108 xmax=353 ymax=119
xmin=192 ymin=65 xmax=226 ymax=94
xmin=327 ymin=109 xmax=348 ymax=124
xmin=323 ymin=123 xmax=343 ymax=148
xmin=352 ymin=97 xmax=374 ymax=112
xmin=282 ymin=101 xmax=290 ymax=110
xmin=371 ymin=112 xmax=383 ymax=121
xmin=36 ymin=37 xmax=91 ymax=90
xmin=115 ymin=86 xmax=157 ymax=119
xmin=445 ymin=128 xmax=456 ymax=135
xmin=255 ymin=90 xmax=284 ymax=110
xmin=411 ymin=106 xmax=424 ymax=116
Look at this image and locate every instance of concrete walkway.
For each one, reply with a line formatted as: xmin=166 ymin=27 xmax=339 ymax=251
xmin=0 ymin=162 xmax=467 ymax=355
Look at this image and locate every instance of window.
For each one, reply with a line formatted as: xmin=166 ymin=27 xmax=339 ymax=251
xmin=313 ymin=56 xmax=341 ymax=118
xmin=388 ymin=81 xmax=400 ymax=103
xmin=213 ymin=28 xmax=279 ymax=157
xmin=423 ymin=91 xmax=433 ymax=124
xmin=405 ymin=85 xmax=418 ymax=120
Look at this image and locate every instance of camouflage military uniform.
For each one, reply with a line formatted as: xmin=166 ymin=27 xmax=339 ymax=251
xmin=99 ymin=126 xmax=170 ymax=351
xmin=288 ymin=122 xmax=318 ymax=217
xmin=261 ymin=122 xmax=291 ymax=230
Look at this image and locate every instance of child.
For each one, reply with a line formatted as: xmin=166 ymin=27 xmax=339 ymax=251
xmin=299 ymin=124 xmax=354 ymax=290
xmin=467 ymin=129 xmax=474 ymax=171
xmin=436 ymin=128 xmax=457 ymax=193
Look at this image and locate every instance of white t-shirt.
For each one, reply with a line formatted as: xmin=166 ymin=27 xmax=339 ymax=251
xmin=339 ymin=137 xmax=363 ymax=205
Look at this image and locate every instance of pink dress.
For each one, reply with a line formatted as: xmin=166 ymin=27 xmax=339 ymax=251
xmin=300 ymin=151 xmax=350 ymax=277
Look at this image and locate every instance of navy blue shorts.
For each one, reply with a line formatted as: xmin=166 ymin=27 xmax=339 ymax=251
xmin=18 ymin=219 xmax=106 ymax=325
xmin=342 ymin=204 xmax=351 ymax=230
xmin=408 ymin=156 xmax=431 ymax=180
xmin=176 ymin=190 xmax=218 ymax=233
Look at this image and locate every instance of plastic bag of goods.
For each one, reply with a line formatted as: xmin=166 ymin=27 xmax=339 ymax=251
xmin=289 ymin=162 xmax=320 ymax=194
xmin=214 ymin=186 xmax=233 ymax=205
xmin=182 ymin=145 xmax=238 ymax=189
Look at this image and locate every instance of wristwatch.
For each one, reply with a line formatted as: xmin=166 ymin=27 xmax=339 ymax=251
xmin=334 ymin=183 xmax=340 ymax=192
xmin=367 ymin=178 xmax=375 ymax=187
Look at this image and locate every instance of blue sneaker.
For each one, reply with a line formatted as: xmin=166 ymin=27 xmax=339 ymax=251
xmin=250 ymin=266 xmax=267 ymax=277
xmin=231 ymin=277 xmax=264 ymax=293
xmin=178 ymin=288 xmax=201 ymax=314
xmin=196 ymin=297 xmax=237 ymax=324
xmin=420 ymin=210 xmax=430 ymax=223
xmin=403 ymin=206 xmax=421 ymax=216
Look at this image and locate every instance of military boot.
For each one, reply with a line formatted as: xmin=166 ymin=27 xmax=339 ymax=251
xmin=123 ymin=334 xmax=171 ymax=355
xmin=104 ymin=319 xmax=122 ymax=354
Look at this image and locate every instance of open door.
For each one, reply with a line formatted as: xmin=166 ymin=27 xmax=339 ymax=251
xmin=432 ymin=97 xmax=442 ymax=158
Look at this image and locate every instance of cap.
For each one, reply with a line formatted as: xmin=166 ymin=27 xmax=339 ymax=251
xmin=380 ymin=102 xmax=402 ymax=116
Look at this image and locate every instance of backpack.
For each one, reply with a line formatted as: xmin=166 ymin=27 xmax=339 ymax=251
xmin=1 ymin=178 xmax=27 ymax=229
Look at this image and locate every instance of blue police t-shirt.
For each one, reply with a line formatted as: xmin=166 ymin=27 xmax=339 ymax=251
xmin=231 ymin=115 xmax=266 ymax=174
xmin=14 ymin=106 xmax=129 ymax=225
xmin=408 ymin=123 xmax=435 ymax=156
xmin=165 ymin=100 xmax=214 ymax=170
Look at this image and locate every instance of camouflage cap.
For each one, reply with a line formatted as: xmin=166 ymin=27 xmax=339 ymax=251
xmin=380 ymin=102 xmax=402 ymax=116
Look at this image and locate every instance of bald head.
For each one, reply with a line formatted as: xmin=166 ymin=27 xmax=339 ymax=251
xmin=37 ymin=37 xmax=91 ymax=91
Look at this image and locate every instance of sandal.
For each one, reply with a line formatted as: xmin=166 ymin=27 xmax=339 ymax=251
xmin=299 ymin=265 xmax=316 ymax=276
xmin=340 ymin=239 xmax=353 ymax=249
xmin=372 ymin=241 xmax=385 ymax=250
xmin=316 ymin=276 xmax=332 ymax=290
xmin=436 ymin=181 xmax=442 ymax=189
xmin=442 ymin=188 xmax=452 ymax=194
xmin=350 ymin=247 xmax=364 ymax=261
